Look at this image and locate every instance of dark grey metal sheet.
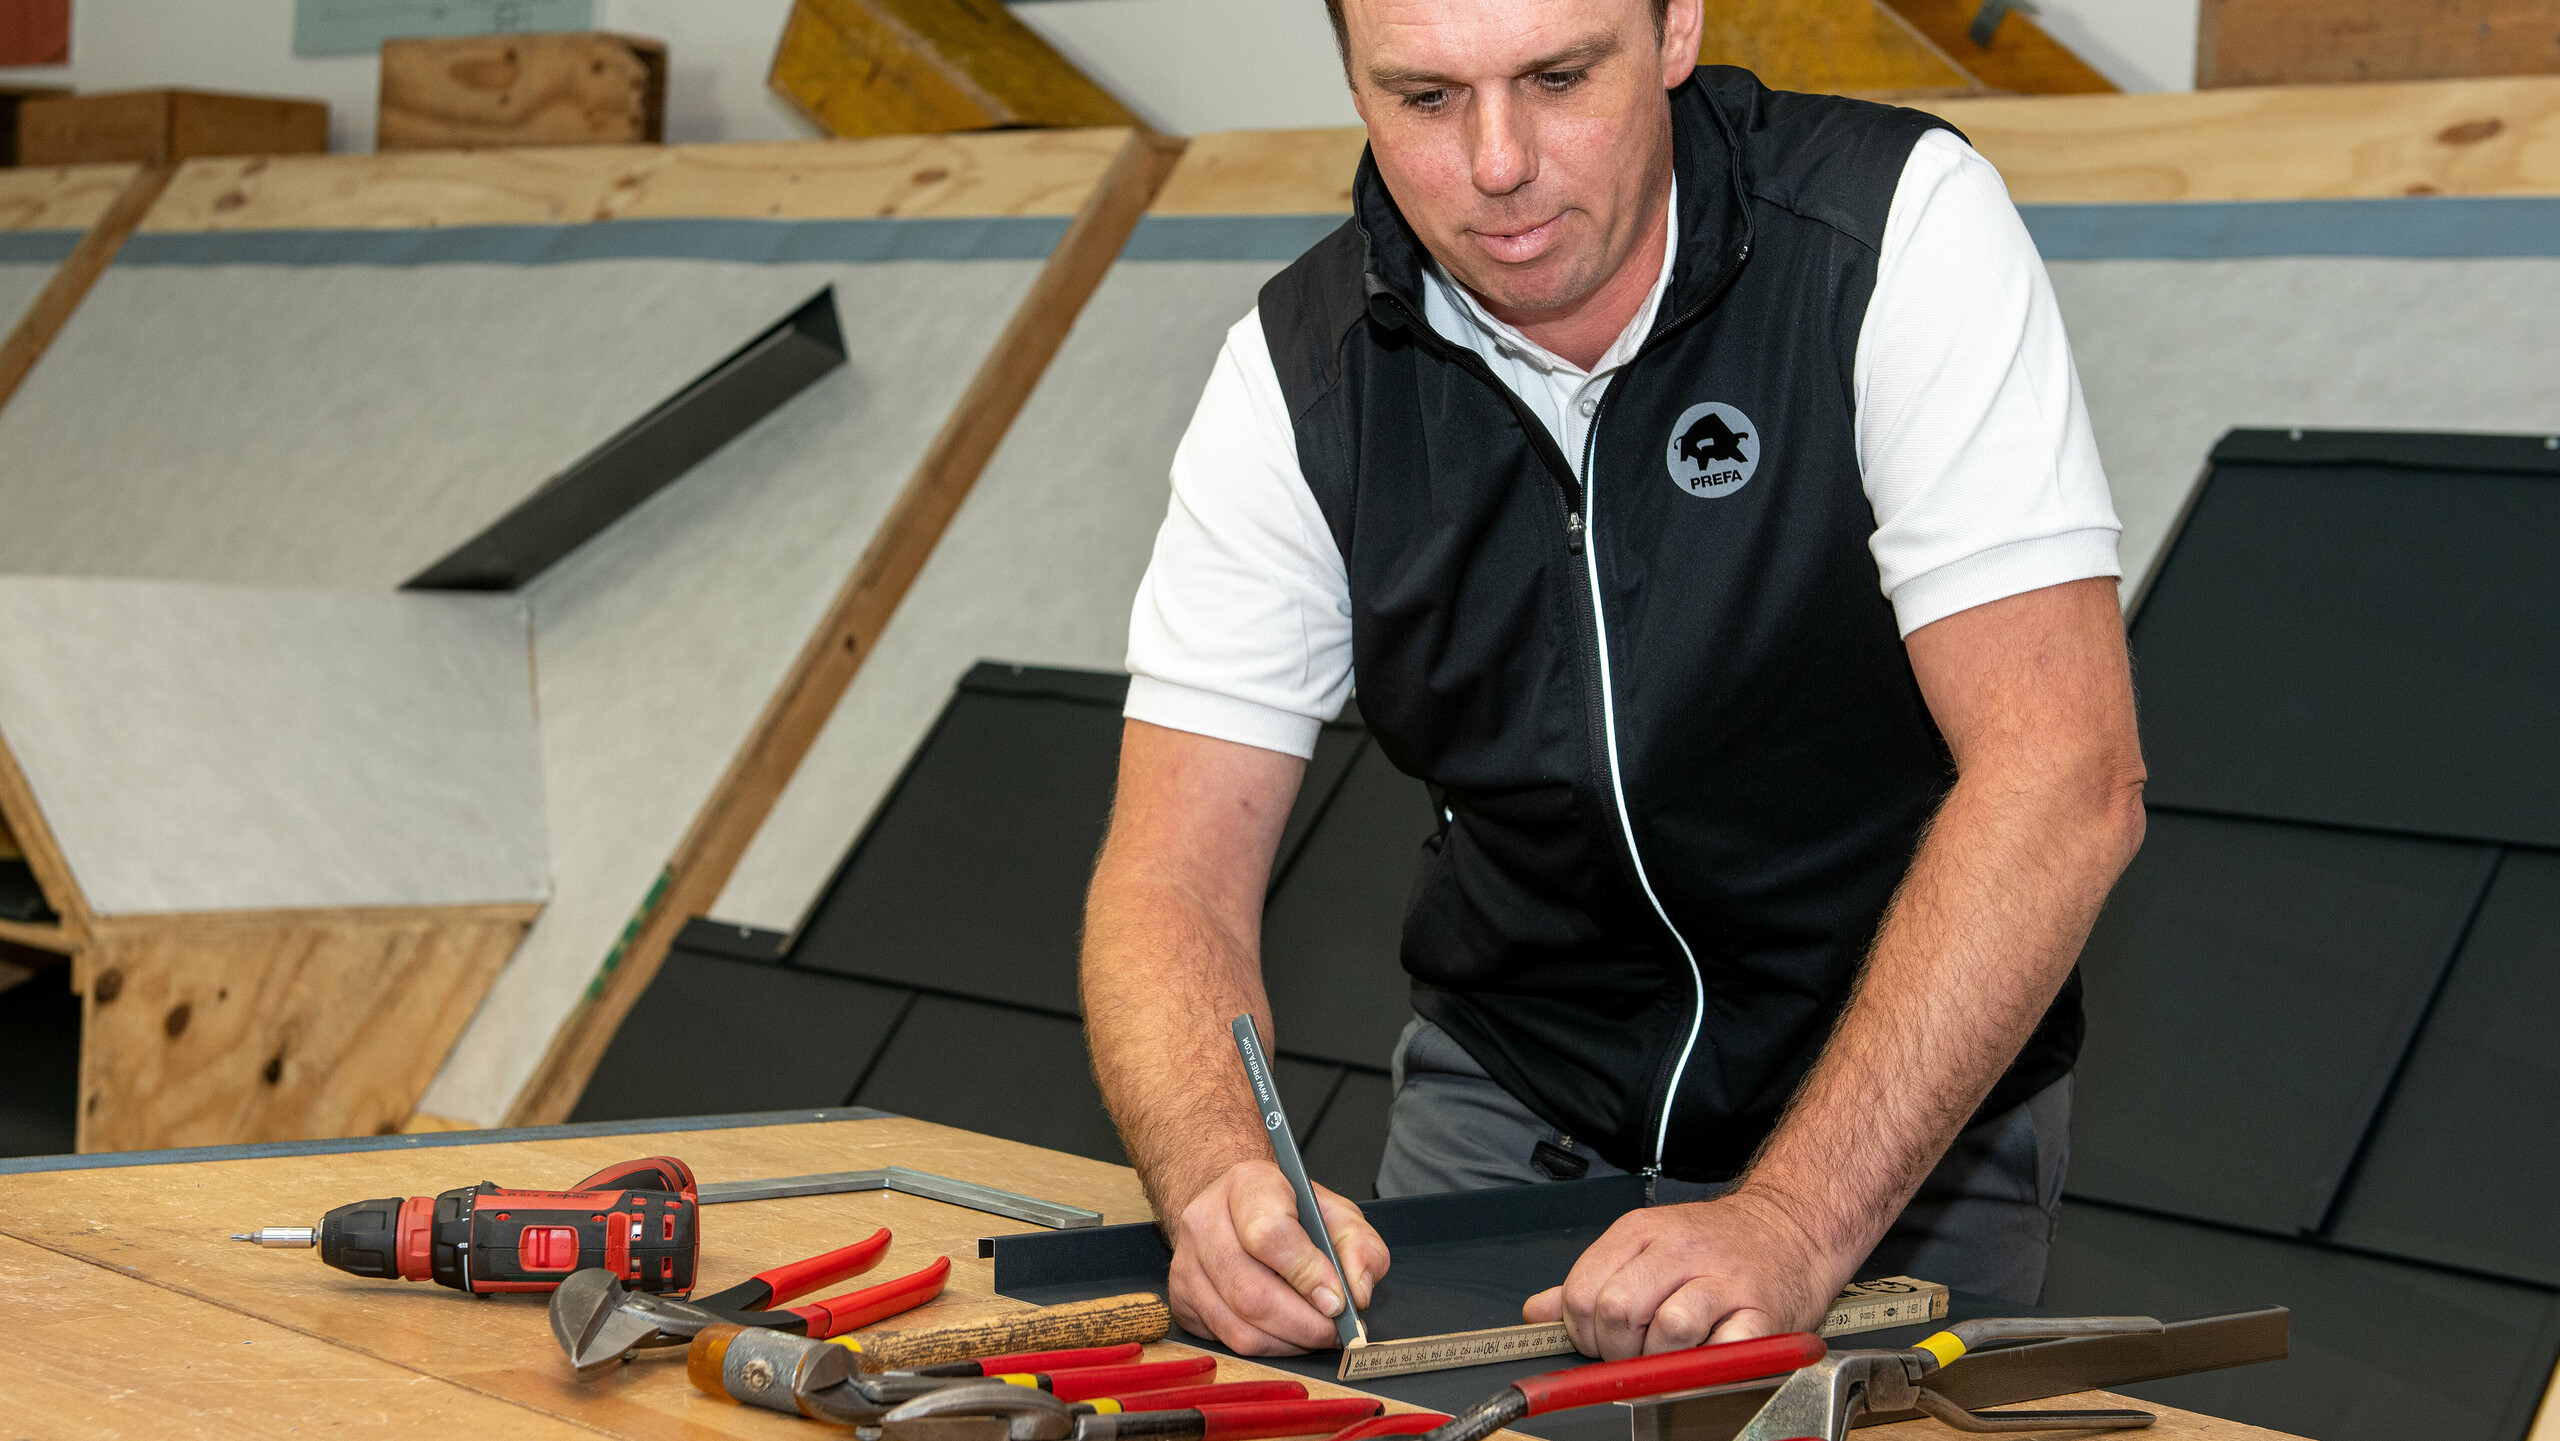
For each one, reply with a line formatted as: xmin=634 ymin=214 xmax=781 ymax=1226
xmin=2330 ymin=849 xmax=2560 ymax=1284
xmin=991 ymin=1176 xmax=2027 ymax=1441
xmin=2132 ymin=431 xmax=2560 ymax=847
xmin=570 ymin=950 xmax=907 ymax=1123
xmin=1261 ymin=740 xmax=1438 ymax=1071
xmin=791 ymin=665 xmax=1127 ymax=1012
xmin=853 ymin=996 xmax=1130 ymax=1165
xmin=2069 ymin=810 xmax=2494 ymax=1233
xmin=2041 ymin=1202 xmax=2560 ymax=1441
xmin=409 ymin=287 xmax=846 ymax=591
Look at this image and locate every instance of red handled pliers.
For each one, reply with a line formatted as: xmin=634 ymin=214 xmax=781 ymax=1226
xmin=550 ymin=1225 xmax=952 ymax=1372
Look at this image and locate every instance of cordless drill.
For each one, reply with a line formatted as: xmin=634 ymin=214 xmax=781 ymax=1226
xmin=232 ymin=1155 xmax=702 ymax=1296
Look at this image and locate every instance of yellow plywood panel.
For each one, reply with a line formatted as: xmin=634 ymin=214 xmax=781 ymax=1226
xmin=78 ymin=906 xmax=537 ymax=1152
xmin=142 ymin=128 xmax=1138 ymax=231
xmin=1881 ymin=0 xmax=2117 ymax=93
xmin=1932 ymin=74 xmax=2560 ymax=201
xmin=1700 ymin=0 xmax=1981 ymax=97
xmin=771 ymin=0 xmax=1139 ymax=138
xmin=0 ymin=163 xmax=142 ymax=231
xmin=1151 ymin=126 xmax=1368 ymax=215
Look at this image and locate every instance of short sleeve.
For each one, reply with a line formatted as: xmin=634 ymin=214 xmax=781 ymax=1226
xmin=1854 ymin=128 xmax=2122 ymax=637
xmin=1123 ymin=307 xmax=1355 ymax=759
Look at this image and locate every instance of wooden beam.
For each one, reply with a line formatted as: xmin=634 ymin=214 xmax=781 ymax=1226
xmin=0 ymin=163 xmax=139 ymax=231
xmin=1699 ymin=0 xmax=1985 ymax=98
xmin=144 ymin=128 xmax=1137 ymax=231
xmin=770 ymin=0 xmax=1141 ymax=138
xmin=0 ymin=728 xmax=93 ymax=945
xmin=2530 ymin=1352 xmax=2560 ymax=1441
xmin=1930 ymin=74 xmax=2560 ymax=201
xmin=502 ymin=129 xmax=1189 ymax=1127
xmin=1879 ymin=0 xmax=2119 ymax=93
xmin=0 ymin=164 xmax=167 ymax=418
xmin=2201 ymin=0 xmax=2560 ymax=89
xmin=1150 ymin=127 xmax=1368 ymax=216
xmin=77 ymin=903 xmax=539 ymax=1152
xmin=0 ymin=918 xmax=71 ymax=956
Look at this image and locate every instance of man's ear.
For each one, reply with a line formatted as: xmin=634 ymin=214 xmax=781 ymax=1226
xmin=1660 ymin=0 xmax=1704 ymax=86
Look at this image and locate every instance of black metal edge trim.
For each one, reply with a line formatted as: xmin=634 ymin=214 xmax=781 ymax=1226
xmin=673 ymin=917 xmax=793 ymax=965
xmin=0 ymin=1105 xmax=899 ymax=1175
xmin=405 ymin=285 xmax=848 ymax=592
xmin=2210 ymin=427 xmax=2560 ymax=476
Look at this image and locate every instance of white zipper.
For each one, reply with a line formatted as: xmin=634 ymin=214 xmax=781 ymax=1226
xmin=1577 ymin=414 xmax=1707 ymax=1173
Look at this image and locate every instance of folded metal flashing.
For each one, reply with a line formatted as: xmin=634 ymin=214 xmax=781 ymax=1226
xmin=698 ymin=1164 xmax=1102 ymax=1230
xmin=1624 ymin=1306 xmax=2289 ymax=1441
xmin=407 ymin=286 xmax=846 ymax=592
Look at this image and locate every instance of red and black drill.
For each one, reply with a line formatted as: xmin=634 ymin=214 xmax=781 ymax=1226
xmin=232 ymin=1155 xmax=702 ymax=1296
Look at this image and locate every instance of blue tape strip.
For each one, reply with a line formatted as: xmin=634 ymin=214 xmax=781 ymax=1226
xmin=113 ymin=216 xmax=1072 ymax=268
xmin=0 ymin=231 xmax=82 ymax=265
xmin=2020 ymin=197 xmax=2560 ymax=260
xmin=0 ymin=1105 xmax=899 ymax=1175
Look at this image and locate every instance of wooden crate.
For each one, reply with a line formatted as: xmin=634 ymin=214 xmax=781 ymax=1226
xmin=2202 ymin=0 xmax=2560 ymax=88
xmin=378 ymin=31 xmax=667 ymax=152
xmin=770 ymin=0 xmax=1139 ymax=138
xmin=16 ymin=89 xmax=328 ymax=167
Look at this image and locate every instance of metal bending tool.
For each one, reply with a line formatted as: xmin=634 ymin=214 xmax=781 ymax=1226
xmin=1625 ymin=1307 xmax=2288 ymax=1441
xmin=1730 ymin=1316 xmax=2162 ymax=1439
xmin=700 ymin=1167 xmax=1102 ymax=1229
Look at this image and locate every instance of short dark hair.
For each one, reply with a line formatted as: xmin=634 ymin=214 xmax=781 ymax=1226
xmin=1321 ymin=0 xmax=1674 ymax=65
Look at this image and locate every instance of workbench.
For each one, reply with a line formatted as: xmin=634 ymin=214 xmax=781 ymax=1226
xmin=0 ymin=1108 xmax=2299 ymax=1439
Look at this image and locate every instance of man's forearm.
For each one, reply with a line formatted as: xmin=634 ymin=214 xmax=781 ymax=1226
xmin=1083 ymin=868 xmax=1279 ymax=1216
xmin=1081 ymin=720 xmax=1308 ymax=1219
xmin=1735 ymin=760 xmax=2143 ymax=1263
xmin=1736 ymin=578 xmax=2147 ymax=1269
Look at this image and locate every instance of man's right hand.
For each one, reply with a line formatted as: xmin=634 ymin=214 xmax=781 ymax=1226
xmin=1165 ymin=1159 xmax=1391 ymax=1354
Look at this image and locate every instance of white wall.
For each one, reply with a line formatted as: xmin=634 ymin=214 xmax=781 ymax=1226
xmin=1 ymin=1 xmax=2191 ymax=153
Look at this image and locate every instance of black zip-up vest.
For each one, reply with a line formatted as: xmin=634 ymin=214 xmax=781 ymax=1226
xmin=1257 ymin=68 xmax=2081 ymax=1182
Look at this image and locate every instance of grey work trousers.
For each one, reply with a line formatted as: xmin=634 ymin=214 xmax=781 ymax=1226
xmin=1374 ymin=1018 xmax=2072 ymax=1305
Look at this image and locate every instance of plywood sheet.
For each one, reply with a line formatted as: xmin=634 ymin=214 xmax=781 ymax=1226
xmin=2049 ymin=257 xmax=2560 ymax=592
xmin=715 ymin=254 xmax=1287 ymax=931
xmin=2068 ymin=811 xmax=2494 ymax=1234
xmin=420 ymin=254 xmax=1049 ymax=1126
xmin=2129 ymin=444 xmax=2560 ymax=845
xmin=2330 ymin=849 xmax=2560 ymax=1284
xmin=2044 ymin=1203 xmax=2560 ymax=1441
xmin=0 ymin=577 xmax=546 ymax=916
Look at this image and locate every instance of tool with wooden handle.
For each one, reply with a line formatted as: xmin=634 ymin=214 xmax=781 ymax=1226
xmin=841 ymin=1293 xmax=1173 ymax=1373
xmin=689 ymin=1326 xmax=1267 ymax=1426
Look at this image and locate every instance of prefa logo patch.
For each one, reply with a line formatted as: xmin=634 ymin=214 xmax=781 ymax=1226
xmin=1665 ymin=402 xmax=1759 ymax=499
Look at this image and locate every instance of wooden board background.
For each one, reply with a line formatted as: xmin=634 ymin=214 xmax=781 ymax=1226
xmin=147 ymin=128 xmax=1137 ymax=231
xmin=2200 ymin=0 xmax=2560 ymax=89
xmin=0 ymin=1114 xmax=2300 ymax=1439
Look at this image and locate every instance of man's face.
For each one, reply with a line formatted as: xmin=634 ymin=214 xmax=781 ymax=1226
xmin=1341 ymin=0 xmax=1700 ymax=319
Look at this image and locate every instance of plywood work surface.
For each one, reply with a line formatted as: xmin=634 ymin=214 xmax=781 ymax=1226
xmin=0 ymin=163 xmax=142 ymax=231
xmin=146 ymin=127 xmax=1135 ymax=231
xmin=0 ymin=1113 xmax=2296 ymax=1439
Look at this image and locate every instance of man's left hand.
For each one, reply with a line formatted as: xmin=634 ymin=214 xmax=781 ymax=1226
xmin=1522 ymin=1188 xmax=1854 ymax=1358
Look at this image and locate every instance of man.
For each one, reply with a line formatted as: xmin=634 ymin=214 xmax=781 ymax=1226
xmin=1081 ymin=0 xmax=2145 ymax=1362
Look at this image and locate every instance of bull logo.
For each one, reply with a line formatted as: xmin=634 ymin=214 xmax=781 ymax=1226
xmin=1664 ymin=401 xmax=1761 ymax=498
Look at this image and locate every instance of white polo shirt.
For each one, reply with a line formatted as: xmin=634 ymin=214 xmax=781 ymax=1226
xmin=1126 ymin=129 xmax=2120 ymax=761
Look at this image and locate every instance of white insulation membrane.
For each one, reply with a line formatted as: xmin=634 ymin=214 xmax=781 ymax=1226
xmin=422 ymin=248 xmax=1049 ymax=1124
xmin=0 ymin=261 xmax=57 ymax=336
xmin=712 ymin=227 xmax=1329 ymax=932
xmin=0 ymin=577 xmax=546 ymax=916
xmin=711 ymin=200 xmax=2560 ymax=938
